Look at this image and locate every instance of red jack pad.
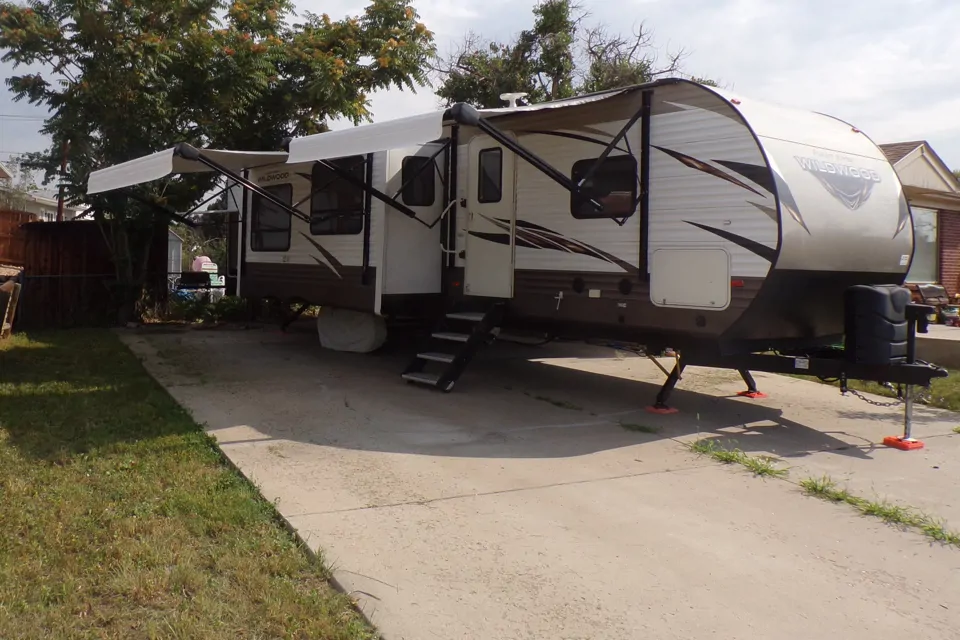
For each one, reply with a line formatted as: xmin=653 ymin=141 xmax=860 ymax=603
xmin=737 ymin=391 xmax=768 ymax=399
xmin=882 ymin=436 xmax=925 ymax=451
xmin=646 ymin=405 xmax=679 ymax=415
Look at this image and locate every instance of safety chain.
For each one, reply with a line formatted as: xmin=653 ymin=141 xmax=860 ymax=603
xmin=842 ymin=386 xmax=932 ymax=408
xmin=843 ymin=387 xmax=904 ymax=407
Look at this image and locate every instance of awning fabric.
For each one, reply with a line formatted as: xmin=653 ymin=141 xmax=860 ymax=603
xmin=283 ymin=87 xmax=639 ymax=165
xmin=475 ymin=87 xmax=633 ymax=116
xmin=285 ymin=111 xmax=446 ymax=165
xmin=86 ymin=148 xmax=288 ymax=194
xmin=87 ymin=85 xmax=644 ymax=193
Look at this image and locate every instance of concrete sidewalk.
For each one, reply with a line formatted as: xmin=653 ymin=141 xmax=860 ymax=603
xmin=121 ymin=325 xmax=960 ymax=640
xmin=541 ymin=351 xmax=960 ymax=528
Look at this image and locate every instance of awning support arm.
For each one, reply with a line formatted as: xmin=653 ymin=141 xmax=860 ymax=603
xmin=175 ymin=143 xmax=309 ymax=224
xmin=390 ymin=139 xmax=451 ymax=200
xmin=574 ymin=105 xmax=645 ymax=189
xmin=445 ymin=103 xmax=604 ymax=212
xmin=181 ymin=181 xmax=235 ymax=218
xmin=315 ymin=158 xmax=431 ymax=229
xmin=124 ymin=191 xmax=199 ymax=228
xmin=292 ymin=157 xmax=367 ymax=209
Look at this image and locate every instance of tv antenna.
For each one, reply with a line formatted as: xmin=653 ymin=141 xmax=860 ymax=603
xmin=500 ymin=92 xmax=529 ymax=108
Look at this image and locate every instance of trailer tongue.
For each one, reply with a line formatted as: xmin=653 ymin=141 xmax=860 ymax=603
xmin=646 ymin=284 xmax=948 ymax=450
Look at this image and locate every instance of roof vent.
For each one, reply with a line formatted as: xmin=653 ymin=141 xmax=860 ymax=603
xmin=500 ymin=92 xmax=529 ymax=108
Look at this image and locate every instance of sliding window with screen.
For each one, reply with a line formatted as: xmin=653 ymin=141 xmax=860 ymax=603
xmin=310 ymin=156 xmax=367 ymax=236
xmin=250 ymin=183 xmax=292 ymax=251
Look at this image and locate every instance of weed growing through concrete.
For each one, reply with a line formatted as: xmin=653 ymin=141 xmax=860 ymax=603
xmin=740 ymin=455 xmax=789 ymax=477
xmin=800 ymin=475 xmax=960 ymax=548
xmin=687 ymin=439 xmax=788 ymax=478
xmin=953 ymin=426 xmax=960 ymax=435
xmin=620 ymin=422 xmax=660 ymax=434
xmin=523 ymin=391 xmax=583 ymax=411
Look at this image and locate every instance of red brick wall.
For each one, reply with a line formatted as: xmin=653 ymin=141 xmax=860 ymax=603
xmin=938 ymin=209 xmax=960 ymax=297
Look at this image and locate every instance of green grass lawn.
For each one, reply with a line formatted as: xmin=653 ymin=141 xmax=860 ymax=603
xmin=791 ymin=374 xmax=960 ymax=413
xmin=0 ymin=330 xmax=374 ymax=639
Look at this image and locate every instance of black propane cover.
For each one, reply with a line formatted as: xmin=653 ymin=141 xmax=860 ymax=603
xmin=843 ymin=284 xmax=910 ymax=365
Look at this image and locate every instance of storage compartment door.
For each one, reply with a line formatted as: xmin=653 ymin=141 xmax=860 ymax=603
xmin=650 ymin=248 xmax=731 ymax=311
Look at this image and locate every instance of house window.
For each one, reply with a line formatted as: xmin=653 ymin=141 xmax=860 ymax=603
xmin=401 ymin=156 xmax=436 ymax=207
xmin=478 ymin=148 xmax=502 ymax=203
xmin=250 ymin=183 xmax=292 ymax=252
xmin=906 ymin=207 xmax=938 ymax=283
xmin=310 ymin=156 xmax=366 ymax=236
xmin=570 ymin=155 xmax=638 ymax=219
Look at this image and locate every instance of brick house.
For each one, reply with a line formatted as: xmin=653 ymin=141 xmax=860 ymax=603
xmin=879 ymin=141 xmax=960 ymax=297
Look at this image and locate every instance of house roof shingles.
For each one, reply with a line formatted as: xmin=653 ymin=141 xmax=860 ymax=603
xmin=879 ymin=141 xmax=924 ymax=165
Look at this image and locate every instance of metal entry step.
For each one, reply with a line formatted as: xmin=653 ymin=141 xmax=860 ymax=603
xmin=418 ymin=352 xmax=456 ymax=363
xmin=432 ymin=332 xmax=470 ymax=343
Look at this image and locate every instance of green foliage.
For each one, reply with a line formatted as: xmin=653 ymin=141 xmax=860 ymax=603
xmin=434 ymin=0 xmax=713 ymax=108
xmin=175 ymin=209 xmax=231 ymax=275
xmin=0 ymin=153 xmax=40 ymax=211
xmin=0 ymin=330 xmax=376 ymax=637
xmin=168 ymin=294 xmax=250 ymax=324
xmin=800 ymin=475 xmax=960 ymax=547
xmin=0 ymin=0 xmax=435 ymax=320
xmin=687 ymin=438 xmax=789 ymax=478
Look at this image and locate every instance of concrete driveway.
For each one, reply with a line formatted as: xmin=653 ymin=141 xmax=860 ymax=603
xmin=121 ymin=323 xmax=960 ymax=640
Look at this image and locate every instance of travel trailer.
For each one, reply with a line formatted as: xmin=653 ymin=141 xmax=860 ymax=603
xmin=87 ymin=78 xmax=946 ymax=439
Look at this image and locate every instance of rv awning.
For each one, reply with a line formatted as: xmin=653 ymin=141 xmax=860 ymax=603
xmin=87 ymin=146 xmax=289 ymax=194
xmin=285 ymin=111 xmax=446 ymax=165
xmin=284 ymin=86 xmax=644 ymax=166
xmin=475 ymin=86 xmax=637 ymax=116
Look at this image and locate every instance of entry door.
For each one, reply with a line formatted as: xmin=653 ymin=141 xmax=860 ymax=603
xmin=464 ymin=134 xmax=517 ymax=298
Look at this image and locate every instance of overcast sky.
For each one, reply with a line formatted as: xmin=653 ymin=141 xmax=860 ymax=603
xmin=2 ymin=0 xmax=958 ymax=172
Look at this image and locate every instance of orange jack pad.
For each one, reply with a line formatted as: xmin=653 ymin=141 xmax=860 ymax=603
xmin=737 ymin=391 xmax=768 ymax=399
xmin=646 ymin=406 xmax=679 ymax=415
xmin=883 ymin=436 xmax=925 ymax=451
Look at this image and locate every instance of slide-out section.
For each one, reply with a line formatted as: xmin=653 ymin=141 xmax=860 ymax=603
xmin=379 ymin=144 xmax=447 ymax=300
xmin=646 ymin=82 xmax=778 ymax=312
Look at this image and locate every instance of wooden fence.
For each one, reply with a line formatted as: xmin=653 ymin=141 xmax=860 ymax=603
xmin=0 ymin=209 xmax=37 ymax=266
xmin=14 ymin=220 xmax=168 ymax=330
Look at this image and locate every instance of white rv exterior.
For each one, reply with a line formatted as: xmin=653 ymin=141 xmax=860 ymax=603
xmin=86 ymin=78 xmax=913 ymax=355
xmin=231 ymin=145 xmax=448 ymax=318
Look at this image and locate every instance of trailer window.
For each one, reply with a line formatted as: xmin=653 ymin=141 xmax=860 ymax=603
xmin=310 ymin=155 xmax=366 ymax=235
xmin=906 ymin=207 xmax=938 ymax=283
xmin=401 ymin=156 xmax=436 ymax=207
xmin=250 ymin=183 xmax=292 ymax=252
xmin=570 ymin=155 xmax=638 ymax=219
xmin=478 ymin=148 xmax=502 ymax=203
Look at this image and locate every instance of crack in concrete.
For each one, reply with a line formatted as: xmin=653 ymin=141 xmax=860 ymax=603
xmin=286 ymin=460 xmax=715 ymax=519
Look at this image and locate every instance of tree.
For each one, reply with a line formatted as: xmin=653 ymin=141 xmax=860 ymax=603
xmin=0 ymin=0 xmax=435 ymax=321
xmin=0 ymin=153 xmax=40 ymax=211
xmin=175 ymin=213 xmax=230 ymax=275
xmin=434 ymin=0 xmax=714 ymax=109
